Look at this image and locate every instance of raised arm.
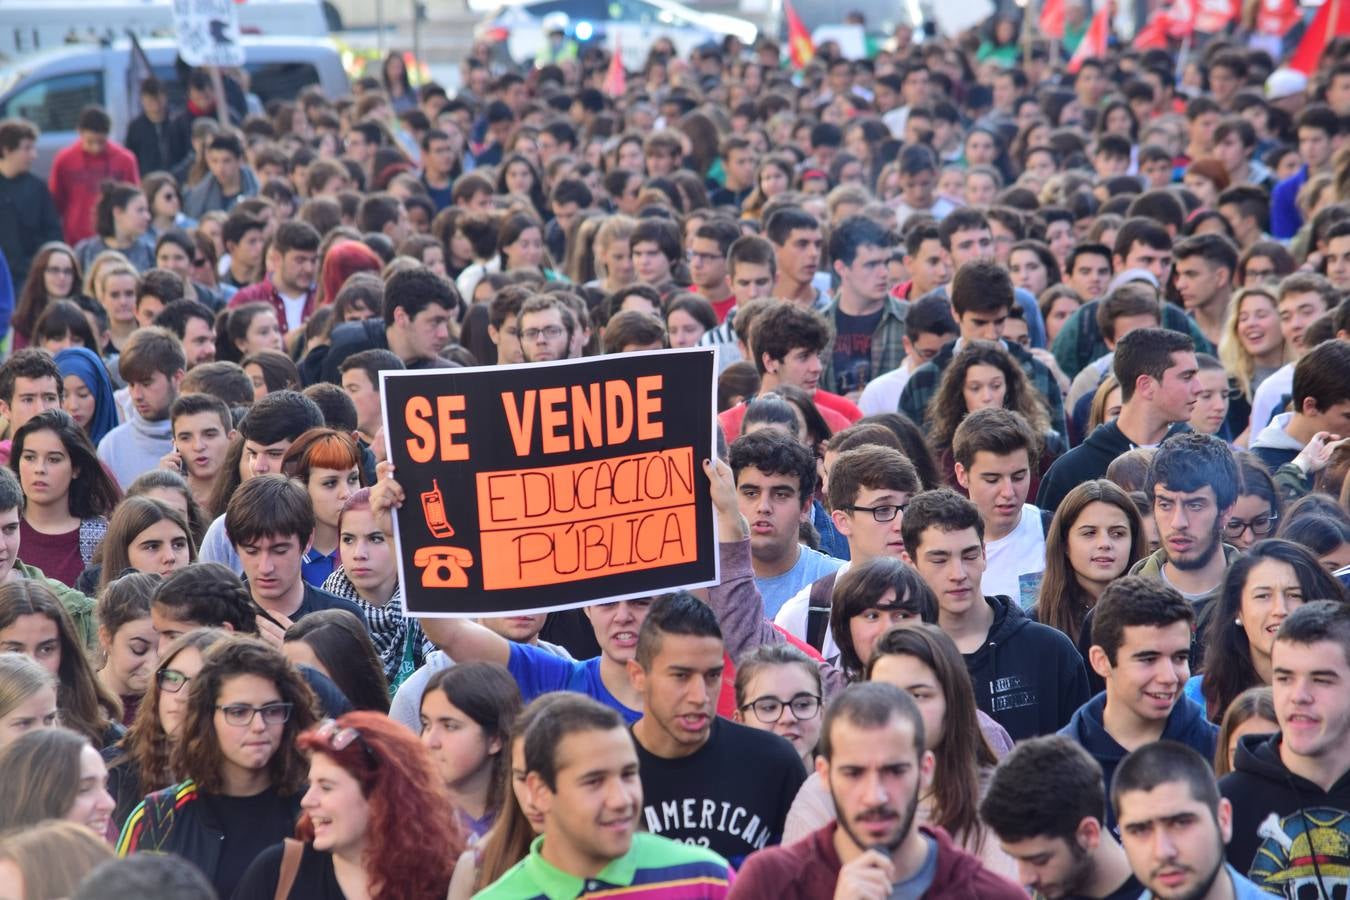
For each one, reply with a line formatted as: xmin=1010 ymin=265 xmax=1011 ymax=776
xmin=370 ymin=461 xmax=510 ymax=665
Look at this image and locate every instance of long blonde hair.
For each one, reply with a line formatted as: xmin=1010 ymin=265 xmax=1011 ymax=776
xmin=1218 ymin=286 xmax=1291 ymax=400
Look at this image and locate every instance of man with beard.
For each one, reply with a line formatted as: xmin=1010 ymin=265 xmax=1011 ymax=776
xmin=729 ymin=682 xmax=1023 ymax=899
xmin=628 ymin=593 xmax=806 ymax=867
xmin=1114 ymin=741 xmax=1267 ymax=899
xmin=982 ymin=735 xmax=1141 ymax=899
xmin=517 ymin=294 xmax=577 ymax=364
xmin=475 ymin=694 xmax=735 ymax=899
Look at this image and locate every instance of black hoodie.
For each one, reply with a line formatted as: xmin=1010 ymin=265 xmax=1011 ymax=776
xmin=1219 ymin=732 xmax=1350 ymax=894
xmin=1036 ymin=421 xmax=1191 ymax=512
xmin=962 ymin=595 xmax=1091 ymax=740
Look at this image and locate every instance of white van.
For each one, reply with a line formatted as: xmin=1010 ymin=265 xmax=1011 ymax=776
xmin=0 ymin=0 xmax=330 ymax=61
xmin=0 ymin=36 xmax=350 ymax=177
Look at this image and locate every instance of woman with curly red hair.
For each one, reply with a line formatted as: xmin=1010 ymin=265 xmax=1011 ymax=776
xmin=234 ymin=710 xmax=463 ymax=900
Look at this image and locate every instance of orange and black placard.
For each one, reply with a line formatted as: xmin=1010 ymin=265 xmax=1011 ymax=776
xmin=380 ymin=347 xmax=720 ymax=617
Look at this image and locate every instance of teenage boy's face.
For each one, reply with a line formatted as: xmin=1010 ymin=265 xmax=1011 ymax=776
xmin=1092 ymin=621 xmax=1191 ymax=723
xmin=628 ymin=631 xmax=724 ymax=752
xmin=955 ymin=449 xmax=1030 ymax=537
xmin=1119 ymin=242 xmax=1173 ymax=285
xmin=1151 ymin=352 xmax=1203 ymax=422
xmin=999 ymin=828 xmax=1097 ymax=899
xmin=0 ymin=506 xmax=19 ymax=584
xmin=736 ymin=467 xmax=809 ymax=562
xmin=129 ymin=371 xmax=180 ymax=423
xmin=237 ymin=533 xmax=308 ymax=605
xmin=527 ymin=726 xmax=642 ymax=866
xmin=182 ymin=317 xmax=217 ymax=367
xmin=1273 ymin=637 xmax=1350 ymax=762
xmin=1153 ymin=484 xmax=1227 ymax=571
xmin=244 ymin=438 xmax=293 ymax=478
xmin=730 ymin=262 xmax=774 ymax=305
xmin=957 ymin=306 xmax=1008 ymax=343
xmin=905 ymin=525 xmax=985 ymax=616
xmin=822 ymin=714 xmax=931 ymax=854
xmin=838 ymin=245 xmax=890 ymax=302
xmin=947 ymin=227 xmax=994 ymax=268
xmin=766 ymin=346 xmax=823 ymax=391
xmin=583 ymin=598 xmax=651 ymax=664
xmin=1069 ymin=254 xmax=1112 ymax=301
xmin=1117 ymin=782 xmax=1231 ymax=900
xmin=1277 ymin=291 xmax=1328 ymax=353
xmin=174 ymin=411 xmax=234 ymax=483
xmin=1 ymin=376 xmax=60 ymax=436
xmin=832 ymin=486 xmax=909 ymax=561
xmin=341 ymin=368 xmax=382 ymax=437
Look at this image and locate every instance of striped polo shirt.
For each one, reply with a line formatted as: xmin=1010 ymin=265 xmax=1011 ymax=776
xmin=475 ymin=831 xmax=734 ymax=899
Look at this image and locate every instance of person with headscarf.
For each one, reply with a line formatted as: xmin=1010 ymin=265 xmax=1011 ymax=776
xmin=55 ymin=346 xmax=120 ymax=447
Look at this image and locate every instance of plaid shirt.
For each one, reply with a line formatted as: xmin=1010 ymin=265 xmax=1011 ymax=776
xmin=898 ymin=338 xmax=1067 ymax=440
xmin=818 ymin=295 xmax=910 ymax=395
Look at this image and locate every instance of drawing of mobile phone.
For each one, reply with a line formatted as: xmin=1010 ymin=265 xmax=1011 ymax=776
xmin=422 ymin=479 xmax=455 ymax=538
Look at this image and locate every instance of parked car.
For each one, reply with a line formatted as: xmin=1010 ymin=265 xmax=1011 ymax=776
xmin=0 ymin=36 xmax=349 ymax=177
xmin=475 ymin=0 xmax=758 ymax=70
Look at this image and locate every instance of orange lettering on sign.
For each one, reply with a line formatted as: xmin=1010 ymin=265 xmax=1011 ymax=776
xmin=403 ymin=395 xmax=470 ymax=463
xmin=405 ymin=396 xmax=435 ymax=463
xmin=497 ymin=378 xmax=666 ymax=455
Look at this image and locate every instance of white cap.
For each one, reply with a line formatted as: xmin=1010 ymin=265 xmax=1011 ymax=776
xmin=1266 ymin=68 xmax=1308 ymax=101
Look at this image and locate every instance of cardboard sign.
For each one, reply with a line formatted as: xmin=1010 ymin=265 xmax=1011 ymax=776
xmin=381 ymin=348 xmax=719 ymax=618
xmin=172 ymin=0 xmax=245 ymax=68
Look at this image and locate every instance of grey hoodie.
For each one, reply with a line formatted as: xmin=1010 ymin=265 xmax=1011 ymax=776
xmin=182 ymin=165 xmax=260 ymax=218
xmin=1250 ymin=411 xmax=1305 ymax=471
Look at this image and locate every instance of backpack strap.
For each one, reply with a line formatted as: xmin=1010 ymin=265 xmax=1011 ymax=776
xmin=274 ymin=838 xmax=305 ymax=900
xmin=805 ymin=571 xmax=838 ymax=651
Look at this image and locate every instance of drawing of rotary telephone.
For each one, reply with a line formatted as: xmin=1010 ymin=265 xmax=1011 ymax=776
xmin=414 ymin=479 xmax=473 ymax=587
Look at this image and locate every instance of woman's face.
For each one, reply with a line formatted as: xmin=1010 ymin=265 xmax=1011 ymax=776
xmin=512 ymin=139 xmax=539 ymax=169
xmin=1025 ymin=151 xmax=1056 ymax=183
xmin=836 ymin=160 xmax=865 ymax=186
xmin=127 ymin=518 xmax=191 ymax=578
xmin=420 ymin=689 xmax=496 ymax=789
xmin=869 ymin=652 xmax=947 ymax=750
xmin=450 ymin=230 xmax=475 ymax=266
xmin=1045 ymin=220 xmax=1074 ymax=263
xmin=153 ymin=184 xmax=180 ymax=219
xmin=213 ymin=673 xmax=286 ymax=778
xmin=759 ymin=164 xmax=789 ymax=197
xmin=142 ymin=486 xmax=190 ymax=525
xmin=510 ymin=737 xmax=545 ymax=832
xmin=66 ymin=744 xmax=115 ymax=837
xmin=1228 ymin=492 xmax=1276 ymax=552
xmin=849 ymin=590 xmax=922 ymax=667
xmin=421 ymin=245 xmax=446 ymax=277
xmin=1102 ymin=386 xmax=1123 ymax=422
xmin=0 ymin=613 xmax=61 ymax=674
xmin=0 ymin=683 xmax=58 ymax=748
xmin=339 ymin=506 xmax=397 ymax=599
xmin=1066 ymin=500 xmax=1133 ymax=590
xmin=344 ymin=299 xmax=373 ymax=322
xmin=115 ymin=195 xmax=152 ymax=239
xmin=102 ymin=615 xmax=159 ymax=696
xmin=244 ymin=363 xmax=270 ymax=401
xmin=1240 ymin=558 xmax=1304 ymax=664
xmin=1236 ymin=293 xmax=1282 ymax=359
xmin=157 ymin=646 xmax=203 ymax=737
xmin=1009 ymin=249 xmax=1049 ymax=297
xmin=100 ymin=273 xmax=138 ymax=325
xmin=617 ymin=141 xmax=644 ymax=174
xmin=18 ymin=428 xmax=74 ymax=511
xmin=1182 ymin=173 xmax=1219 ymax=208
xmin=1045 ymin=296 xmax=1080 ymax=344
xmin=309 ymin=466 xmax=361 ymax=530
xmin=602 ymin=238 xmax=635 ymax=286
xmin=1274 ymin=151 xmax=1302 ymax=182
xmin=302 ymin=752 xmax=371 ymax=855
xmin=505 ymin=161 xmax=535 ymax=196
xmin=43 ymin=252 xmax=77 ymax=299
xmin=1105 ymin=107 xmax=1133 ymax=136
xmin=238 ymin=311 xmax=283 ymax=355
xmin=1227 ymin=715 xmax=1279 ymax=770
xmin=936 ymin=168 xmax=965 ymax=200
xmin=504 ymin=227 xmax=544 ymax=270
xmin=667 ymin=309 xmax=708 ymax=349
xmin=964 ymin=173 xmax=997 ymax=207
xmin=734 ymin=663 xmax=823 ymax=764
xmin=965 ymin=132 xmax=996 ymax=165
xmin=62 ymin=374 xmax=96 ymax=430
xmin=156 ymin=242 xmax=193 ymax=281
xmin=1319 ymin=541 xmax=1350 ymax=573
xmin=962 ymin=363 xmax=1007 ymax=412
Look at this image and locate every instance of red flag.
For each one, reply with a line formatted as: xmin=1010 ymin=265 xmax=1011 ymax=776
xmin=1040 ymin=0 xmax=1066 ymax=40
xmin=1133 ymin=0 xmax=1194 ymax=48
xmin=603 ymin=37 xmax=626 ymax=96
xmin=785 ymin=0 xmax=815 ymax=68
xmin=1067 ymin=2 xmax=1111 ymax=73
xmin=1290 ymin=0 xmax=1348 ymax=75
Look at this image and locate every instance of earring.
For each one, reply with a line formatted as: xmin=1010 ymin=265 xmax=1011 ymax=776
xmin=1235 ymin=618 xmax=1242 ymax=626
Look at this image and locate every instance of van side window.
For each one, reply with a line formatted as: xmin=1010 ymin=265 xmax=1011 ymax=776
xmin=245 ymin=62 xmax=320 ymax=104
xmin=0 ymin=70 xmax=103 ymax=133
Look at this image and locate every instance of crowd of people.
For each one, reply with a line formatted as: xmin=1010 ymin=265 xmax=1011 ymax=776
xmin=0 ymin=12 xmax=1348 ymax=900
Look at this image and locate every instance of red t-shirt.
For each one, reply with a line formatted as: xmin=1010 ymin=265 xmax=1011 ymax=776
xmin=710 ymin=295 xmax=736 ymax=323
xmin=18 ymin=519 xmax=83 ymax=587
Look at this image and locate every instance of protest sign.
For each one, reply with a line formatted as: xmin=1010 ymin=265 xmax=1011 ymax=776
xmin=381 ymin=347 xmax=719 ymax=617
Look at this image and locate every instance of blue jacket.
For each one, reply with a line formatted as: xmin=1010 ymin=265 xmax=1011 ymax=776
xmin=1270 ymin=166 xmax=1308 ymax=239
xmin=1059 ymin=691 xmax=1218 ymax=834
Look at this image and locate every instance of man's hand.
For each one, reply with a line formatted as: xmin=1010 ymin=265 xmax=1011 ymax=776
xmin=1293 ymin=431 xmax=1350 ymax=478
xmin=159 ymin=449 xmax=184 ymax=473
xmin=254 ymin=609 xmax=294 ymax=648
xmin=703 ymin=457 xmax=748 ymax=542
xmin=833 ymin=850 xmax=895 ymax=900
xmin=370 ymin=460 xmax=404 ymax=533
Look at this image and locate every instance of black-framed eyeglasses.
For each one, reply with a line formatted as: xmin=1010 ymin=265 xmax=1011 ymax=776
xmin=521 ymin=325 xmax=565 ymax=341
xmin=216 ymin=702 xmax=293 ymax=726
xmin=1224 ymin=513 xmax=1279 ymax=539
xmin=156 ymin=667 xmax=192 ymax=693
xmin=841 ymin=503 xmax=907 ymax=523
xmin=315 ymin=718 xmax=378 ymax=767
xmin=740 ymin=693 xmax=822 ymax=724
